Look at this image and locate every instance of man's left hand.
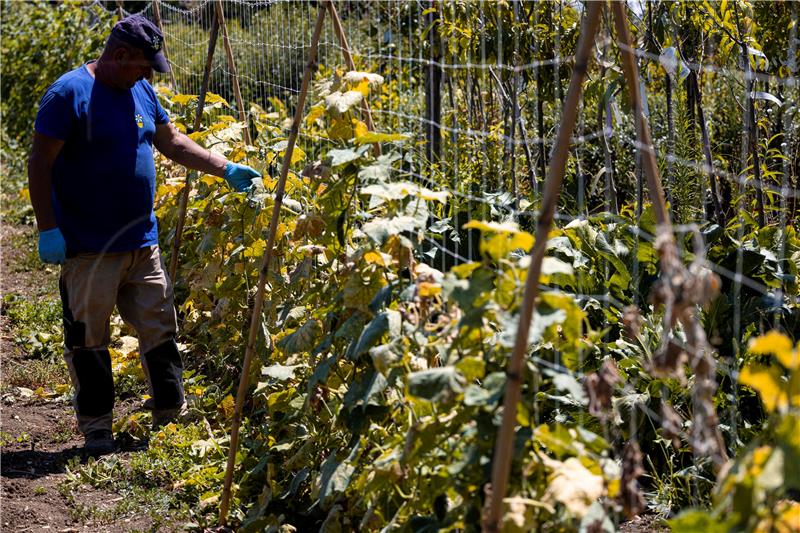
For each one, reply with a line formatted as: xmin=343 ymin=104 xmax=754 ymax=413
xmin=224 ymin=162 xmax=262 ymax=192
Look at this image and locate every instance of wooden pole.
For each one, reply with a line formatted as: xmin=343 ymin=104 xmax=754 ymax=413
xmin=214 ymin=0 xmax=251 ymax=145
xmin=151 ymin=0 xmax=178 ymax=92
xmin=482 ymin=2 xmax=603 ymax=531
xmin=326 ymin=0 xmax=381 ymax=155
xmin=217 ymin=4 xmax=327 ymax=526
xmin=115 ymin=0 xmax=124 ymax=20
xmin=168 ymin=14 xmax=220 ymax=283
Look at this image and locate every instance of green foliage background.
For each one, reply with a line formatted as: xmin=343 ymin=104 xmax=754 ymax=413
xmin=1 ymin=1 xmax=800 ymax=531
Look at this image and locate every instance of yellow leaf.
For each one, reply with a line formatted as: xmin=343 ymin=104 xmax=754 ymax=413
xmin=353 ymin=131 xmax=410 ymax=145
xmin=171 ymin=93 xmax=198 ymax=106
xmin=290 ymin=146 xmax=306 ymax=165
xmin=328 ymin=115 xmax=355 ymax=140
xmin=740 ymin=364 xmax=787 ymax=413
xmin=354 ymin=79 xmax=371 ymax=97
xmin=749 ymin=331 xmax=797 ymax=369
xmin=305 ymin=103 xmax=325 ymax=126
xmin=219 ymin=394 xmax=235 ymax=418
xmin=451 ymin=262 xmax=481 ymax=278
xmin=353 ymin=119 xmax=369 ymax=139
xmin=363 ymin=251 xmax=386 ymax=266
xmin=418 ymin=282 xmax=442 ymax=298
xmin=463 ymin=219 xmax=523 ymax=234
xmin=200 ymin=174 xmax=220 ymax=186
xmin=244 ymin=239 xmax=266 ymax=258
xmin=483 ymin=231 xmax=534 ymax=260
xmin=228 ymin=147 xmax=246 ymax=163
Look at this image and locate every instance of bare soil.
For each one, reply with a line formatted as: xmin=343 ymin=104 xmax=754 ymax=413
xmin=0 ymin=222 xmax=165 ymax=532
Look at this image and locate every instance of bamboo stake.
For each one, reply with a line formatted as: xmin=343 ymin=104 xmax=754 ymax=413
xmin=168 ymin=14 xmax=220 ymax=283
xmin=326 ymin=1 xmax=381 ymax=156
xmin=482 ymin=3 xmax=603 ymax=531
xmin=217 ymin=5 xmax=327 ymax=526
xmin=151 ymin=0 xmax=178 ymax=92
xmin=214 ymin=0 xmax=251 ymax=145
xmin=115 ymin=0 xmax=124 ymax=20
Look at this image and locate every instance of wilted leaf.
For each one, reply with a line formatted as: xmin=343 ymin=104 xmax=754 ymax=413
xmin=361 ymin=216 xmax=420 ymax=245
xmin=542 ymin=456 xmax=604 ymax=518
xmin=324 ymin=90 xmax=363 ymax=115
xmin=343 ymin=71 xmax=384 ymax=86
xmin=261 ymin=364 xmax=302 ymax=381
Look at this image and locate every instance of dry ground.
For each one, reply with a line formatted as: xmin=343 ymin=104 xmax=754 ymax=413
xmin=0 ymin=223 xmax=163 ymax=532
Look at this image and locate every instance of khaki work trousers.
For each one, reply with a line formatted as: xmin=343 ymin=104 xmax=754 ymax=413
xmin=60 ymin=245 xmax=184 ymax=435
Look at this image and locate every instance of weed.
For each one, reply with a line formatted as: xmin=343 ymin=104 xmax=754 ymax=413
xmin=33 ymin=485 xmax=47 ymax=495
xmin=0 ymin=430 xmax=31 ymax=447
xmin=1 ymin=294 xmax=63 ymax=360
xmin=3 ymin=358 xmax=69 ymax=391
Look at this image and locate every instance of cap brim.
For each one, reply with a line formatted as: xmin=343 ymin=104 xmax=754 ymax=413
xmin=151 ymin=51 xmax=170 ymax=73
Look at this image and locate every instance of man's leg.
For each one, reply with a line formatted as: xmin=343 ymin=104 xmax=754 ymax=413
xmin=116 ymin=246 xmax=184 ymax=426
xmin=60 ymin=253 xmax=125 ymax=453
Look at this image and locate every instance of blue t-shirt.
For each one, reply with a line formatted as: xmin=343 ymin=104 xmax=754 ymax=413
xmin=34 ymin=63 xmax=170 ymax=254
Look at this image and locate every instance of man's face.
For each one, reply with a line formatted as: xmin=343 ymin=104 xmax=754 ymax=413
xmin=112 ymin=45 xmax=153 ymax=89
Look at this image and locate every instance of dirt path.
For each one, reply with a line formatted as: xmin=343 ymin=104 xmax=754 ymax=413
xmin=0 ymin=223 xmax=158 ymax=532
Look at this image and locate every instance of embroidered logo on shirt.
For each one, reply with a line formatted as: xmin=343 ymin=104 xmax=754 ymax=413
xmin=135 ymin=113 xmax=144 ymax=128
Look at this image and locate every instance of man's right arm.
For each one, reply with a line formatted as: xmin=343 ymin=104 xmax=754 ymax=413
xmin=28 ymin=131 xmax=66 ymax=264
xmin=28 ymin=132 xmax=65 ymax=230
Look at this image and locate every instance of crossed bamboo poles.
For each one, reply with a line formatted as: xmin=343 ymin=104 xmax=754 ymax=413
xmin=153 ymin=0 xmax=724 ymax=527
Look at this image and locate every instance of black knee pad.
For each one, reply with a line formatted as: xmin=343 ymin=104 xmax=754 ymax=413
xmin=72 ymin=348 xmax=114 ymax=416
xmin=144 ymin=339 xmax=184 ymax=409
xmin=60 ymin=277 xmax=85 ymax=350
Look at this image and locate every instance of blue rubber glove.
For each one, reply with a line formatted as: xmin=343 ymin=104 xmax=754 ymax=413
xmin=223 ymin=162 xmax=262 ymax=192
xmin=38 ymin=228 xmax=66 ymax=265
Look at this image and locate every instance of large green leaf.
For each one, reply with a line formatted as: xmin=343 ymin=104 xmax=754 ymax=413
xmin=348 ymin=310 xmax=401 ymax=361
xmin=407 ymin=367 xmax=465 ymax=404
xmin=317 ymin=444 xmax=359 ymax=506
xmin=277 ymin=319 xmax=323 ymax=355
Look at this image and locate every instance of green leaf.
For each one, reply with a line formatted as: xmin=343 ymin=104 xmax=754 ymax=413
xmin=343 ymin=266 xmax=386 ymax=311
xmin=318 ymin=445 xmax=358 ymax=506
xmin=370 ymin=343 xmax=404 ymax=376
xmin=277 ymin=319 xmax=323 ymax=355
xmin=407 ymin=367 xmax=465 ymax=404
xmin=668 ymin=510 xmax=736 ymax=533
xmin=349 ymin=310 xmax=401 ymax=361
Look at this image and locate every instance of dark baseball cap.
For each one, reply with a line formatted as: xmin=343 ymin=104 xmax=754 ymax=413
xmin=110 ymin=14 xmax=170 ymax=73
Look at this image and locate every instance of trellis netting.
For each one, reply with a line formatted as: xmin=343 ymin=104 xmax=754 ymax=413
xmin=89 ymin=0 xmax=798 ymax=524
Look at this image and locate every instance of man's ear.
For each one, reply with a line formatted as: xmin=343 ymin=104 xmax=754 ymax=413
xmin=112 ymin=46 xmax=129 ymax=64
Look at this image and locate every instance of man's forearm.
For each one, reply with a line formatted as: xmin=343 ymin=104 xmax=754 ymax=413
xmin=28 ymin=157 xmax=58 ymax=230
xmin=162 ymin=133 xmax=228 ymax=176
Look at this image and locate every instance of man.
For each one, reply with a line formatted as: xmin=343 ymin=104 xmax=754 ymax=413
xmin=28 ymin=14 xmax=260 ymax=456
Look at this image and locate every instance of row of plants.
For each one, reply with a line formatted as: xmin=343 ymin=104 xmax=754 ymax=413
xmin=99 ymin=67 xmax=798 ymax=530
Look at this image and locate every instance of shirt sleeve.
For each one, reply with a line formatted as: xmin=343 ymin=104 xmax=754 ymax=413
xmin=143 ymin=81 xmax=170 ymax=125
xmin=34 ymin=87 xmax=76 ymax=141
